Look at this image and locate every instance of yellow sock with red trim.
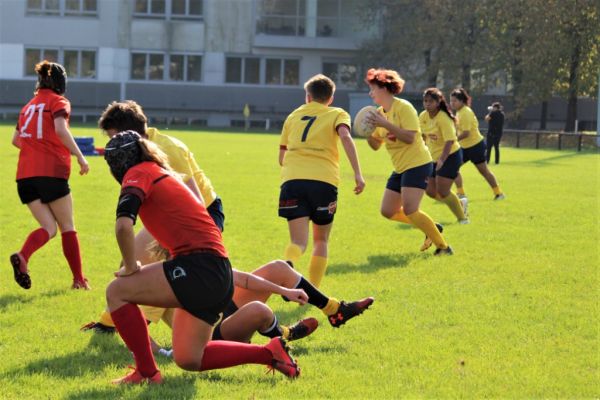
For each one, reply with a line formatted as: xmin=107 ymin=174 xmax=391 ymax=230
xmin=407 ymin=210 xmax=448 ymax=249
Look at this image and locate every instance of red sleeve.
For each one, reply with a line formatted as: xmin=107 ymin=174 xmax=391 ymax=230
xmin=51 ymin=97 xmax=71 ymax=120
xmin=120 ymin=166 xmax=153 ymax=201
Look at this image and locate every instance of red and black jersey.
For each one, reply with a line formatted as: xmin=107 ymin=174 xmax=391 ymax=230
xmin=16 ymin=89 xmax=71 ymax=180
xmin=120 ymin=162 xmax=228 ymax=258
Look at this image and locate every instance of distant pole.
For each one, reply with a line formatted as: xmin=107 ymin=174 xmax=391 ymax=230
xmin=597 ymin=72 xmax=600 ymax=139
xmin=243 ymin=103 xmax=250 ymax=131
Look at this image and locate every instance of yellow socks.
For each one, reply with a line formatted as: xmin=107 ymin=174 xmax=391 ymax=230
xmin=493 ymin=186 xmax=502 ymax=195
xmin=407 ymin=210 xmax=448 ymax=249
xmin=456 ymin=187 xmax=465 ymax=196
xmin=283 ymin=243 xmax=303 ymax=265
xmin=321 ymin=297 xmax=340 ymax=316
xmin=440 ymin=192 xmax=466 ymax=220
xmin=281 ymin=325 xmax=290 ymax=339
xmin=99 ymin=309 xmax=115 ymax=327
xmin=308 ymin=255 xmax=328 ymax=288
xmin=390 ymin=208 xmax=412 ymax=224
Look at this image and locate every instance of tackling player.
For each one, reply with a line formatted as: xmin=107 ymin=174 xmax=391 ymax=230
xmin=103 ymin=131 xmax=300 ymax=384
xmin=279 ymin=74 xmax=365 ymax=287
xmin=10 ymin=60 xmax=90 ymax=290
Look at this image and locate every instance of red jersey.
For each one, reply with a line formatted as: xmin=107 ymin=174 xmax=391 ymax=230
xmin=15 ymin=89 xmax=72 ymax=180
xmin=121 ymin=162 xmax=228 ymax=258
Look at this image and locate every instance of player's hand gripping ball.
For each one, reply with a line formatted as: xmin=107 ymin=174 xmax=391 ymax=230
xmin=353 ymin=106 xmax=378 ymax=137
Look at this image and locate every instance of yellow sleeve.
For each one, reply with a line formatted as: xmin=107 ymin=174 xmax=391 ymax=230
xmin=457 ymin=109 xmax=470 ymax=132
xmin=398 ymin=104 xmax=420 ymax=131
xmin=439 ymin=114 xmax=457 ymax=141
xmin=418 ymin=111 xmax=427 ymax=129
xmin=167 ymin=147 xmax=195 ymax=182
xmin=335 ymin=110 xmax=351 ymax=131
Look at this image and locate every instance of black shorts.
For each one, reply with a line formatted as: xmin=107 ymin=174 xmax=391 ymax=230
xmin=207 ymin=197 xmax=225 ymax=232
xmin=461 ymin=140 xmax=487 ymax=165
xmin=17 ymin=177 xmax=70 ymax=204
xmin=278 ymin=179 xmax=338 ymax=225
xmin=163 ymin=252 xmax=234 ymax=325
xmin=211 ymin=301 xmax=239 ymax=340
xmin=386 ymin=163 xmax=432 ymax=193
xmin=431 ymin=150 xmax=463 ymax=179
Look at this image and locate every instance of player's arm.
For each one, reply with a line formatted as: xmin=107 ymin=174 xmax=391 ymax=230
xmin=278 ymin=145 xmax=287 ymax=166
xmin=436 ymin=141 xmax=454 ymax=171
xmin=11 ymin=130 xmax=21 ymax=148
xmin=337 ymin=124 xmax=365 ymax=194
xmin=457 ymin=129 xmax=470 ymax=141
xmin=232 ymin=269 xmax=308 ymax=305
xmin=54 ymin=117 xmax=89 ymax=175
xmin=366 ymin=134 xmax=383 ymax=150
xmin=367 ymin=112 xmax=416 ymax=144
xmin=114 ymin=188 xmax=144 ymax=276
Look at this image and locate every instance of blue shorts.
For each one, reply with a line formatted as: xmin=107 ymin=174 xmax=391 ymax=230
xmin=461 ymin=140 xmax=487 ymax=165
xmin=386 ymin=163 xmax=432 ymax=193
xmin=206 ymin=197 xmax=225 ymax=232
xmin=279 ymin=179 xmax=338 ymax=225
xmin=431 ymin=150 xmax=463 ymax=179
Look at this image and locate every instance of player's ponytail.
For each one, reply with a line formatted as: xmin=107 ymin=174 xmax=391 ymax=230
xmin=34 ymin=60 xmax=67 ymax=95
xmin=450 ymin=88 xmax=472 ymax=107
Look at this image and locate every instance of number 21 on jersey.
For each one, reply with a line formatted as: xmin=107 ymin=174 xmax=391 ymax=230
xmin=20 ymin=103 xmax=46 ymax=139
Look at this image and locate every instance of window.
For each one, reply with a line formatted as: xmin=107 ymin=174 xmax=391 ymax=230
xmin=132 ymin=52 xmax=202 ymax=81
xmin=226 ymin=56 xmax=298 ymax=86
xmin=266 ymin=58 xmax=299 ymax=86
xmin=256 ymin=0 xmax=306 ymax=36
xmin=27 ymin=0 xmax=97 ymax=16
xmin=323 ymin=61 xmax=358 ymax=88
xmin=134 ymin=0 xmax=202 ymax=19
xmin=170 ymin=54 xmax=202 ymax=81
xmin=226 ymin=56 xmax=260 ymax=84
xmin=24 ymin=48 xmax=96 ymax=78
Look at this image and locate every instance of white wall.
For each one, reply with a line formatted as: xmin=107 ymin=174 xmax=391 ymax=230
xmin=0 ymin=44 xmax=24 ymax=78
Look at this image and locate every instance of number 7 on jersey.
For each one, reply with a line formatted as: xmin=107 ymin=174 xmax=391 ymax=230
xmin=300 ymin=116 xmax=317 ymax=142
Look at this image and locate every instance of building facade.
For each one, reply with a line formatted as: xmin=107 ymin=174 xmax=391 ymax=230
xmin=0 ymin=0 xmax=375 ymax=127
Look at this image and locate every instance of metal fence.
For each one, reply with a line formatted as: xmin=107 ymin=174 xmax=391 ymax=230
xmin=496 ymin=129 xmax=599 ymax=152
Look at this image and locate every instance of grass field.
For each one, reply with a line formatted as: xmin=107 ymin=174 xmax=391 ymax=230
xmin=0 ymin=122 xmax=598 ymax=399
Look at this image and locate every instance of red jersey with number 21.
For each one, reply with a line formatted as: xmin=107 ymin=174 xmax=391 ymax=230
xmin=16 ymin=89 xmax=72 ymax=180
xmin=121 ymin=161 xmax=228 ymax=259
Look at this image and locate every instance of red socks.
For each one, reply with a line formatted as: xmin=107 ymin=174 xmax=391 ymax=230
xmin=61 ymin=231 xmax=84 ymax=281
xmin=20 ymin=228 xmax=50 ymax=261
xmin=111 ymin=303 xmax=158 ymax=377
xmin=200 ymin=341 xmax=272 ymax=371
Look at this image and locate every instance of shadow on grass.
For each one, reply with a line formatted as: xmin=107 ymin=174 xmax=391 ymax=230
xmin=503 ymin=151 xmax=584 ymax=166
xmin=0 ymin=288 xmax=65 ymax=311
xmin=328 ymin=252 xmax=419 ymax=276
xmin=63 ymin=374 xmax=198 ymax=400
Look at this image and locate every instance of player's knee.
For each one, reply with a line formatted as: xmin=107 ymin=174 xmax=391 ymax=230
xmin=425 ymin=188 xmax=437 ymax=199
xmin=380 ymin=207 xmax=395 ymax=219
xmin=43 ymin=225 xmax=57 ymax=239
xmin=247 ymin=301 xmax=274 ymax=325
xmin=174 ymin=353 xmax=203 ymax=371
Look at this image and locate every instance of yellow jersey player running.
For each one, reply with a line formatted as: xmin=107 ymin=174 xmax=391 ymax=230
xmin=363 ymin=69 xmax=452 ymax=255
xmin=279 ymin=74 xmax=365 ymax=287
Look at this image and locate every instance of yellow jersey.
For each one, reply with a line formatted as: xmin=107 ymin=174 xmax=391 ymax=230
xmin=146 ymin=127 xmax=217 ymax=206
xmin=419 ymin=110 xmax=461 ymax=161
xmin=280 ymin=101 xmax=351 ymax=187
xmin=373 ymin=97 xmax=432 ymax=173
xmin=456 ymin=106 xmax=484 ymax=149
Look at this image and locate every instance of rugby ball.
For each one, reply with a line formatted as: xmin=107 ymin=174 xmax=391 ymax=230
xmin=353 ymin=106 xmax=378 ymax=137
